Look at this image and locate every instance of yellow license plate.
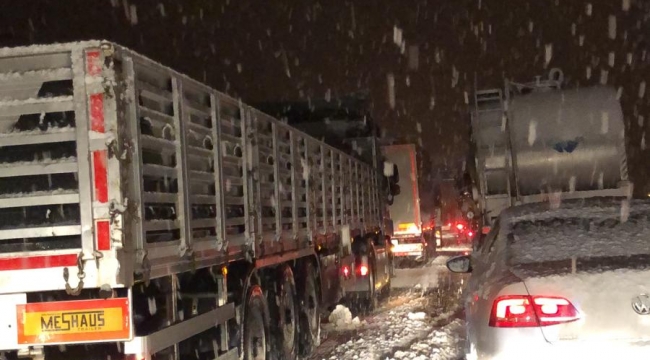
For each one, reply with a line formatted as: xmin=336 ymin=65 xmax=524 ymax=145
xmin=17 ymin=298 xmax=130 ymax=344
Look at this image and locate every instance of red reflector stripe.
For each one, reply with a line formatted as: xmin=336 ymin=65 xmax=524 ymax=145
xmin=90 ymin=93 xmax=105 ymax=133
xmin=86 ymin=50 xmax=102 ymax=76
xmin=93 ymin=151 xmax=108 ymax=203
xmin=0 ymin=254 xmax=77 ymax=271
xmin=96 ymin=220 xmax=110 ymax=251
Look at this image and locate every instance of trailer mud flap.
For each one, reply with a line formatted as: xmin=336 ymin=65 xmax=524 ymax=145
xmin=16 ymin=298 xmax=131 ymax=345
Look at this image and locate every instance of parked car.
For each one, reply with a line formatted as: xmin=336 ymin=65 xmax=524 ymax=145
xmin=447 ymin=197 xmax=650 ymax=360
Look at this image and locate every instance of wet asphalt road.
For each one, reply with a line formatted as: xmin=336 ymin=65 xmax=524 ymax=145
xmin=307 ymin=256 xmax=469 ymax=360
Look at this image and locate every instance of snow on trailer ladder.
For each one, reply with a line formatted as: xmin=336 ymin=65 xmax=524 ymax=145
xmin=471 ymin=86 xmax=513 ymax=223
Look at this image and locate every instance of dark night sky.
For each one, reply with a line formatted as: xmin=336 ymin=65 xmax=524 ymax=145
xmin=0 ymin=0 xmax=648 ymax=195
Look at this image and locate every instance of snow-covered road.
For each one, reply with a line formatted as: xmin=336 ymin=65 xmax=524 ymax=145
xmin=308 ymin=256 xmax=469 ymax=360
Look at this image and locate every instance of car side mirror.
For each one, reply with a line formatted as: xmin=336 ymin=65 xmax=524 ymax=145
xmin=446 ymin=255 xmax=472 ymax=273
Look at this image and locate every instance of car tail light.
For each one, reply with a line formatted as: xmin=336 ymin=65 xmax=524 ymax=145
xmin=341 ymin=265 xmax=350 ymax=278
xmin=468 ymin=231 xmax=474 ymax=237
xmin=489 ymin=295 xmax=580 ymax=328
xmin=359 ymin=265 xmax=369 ymax=276
xmin=456 ymin=223 xmax=464 ymax=231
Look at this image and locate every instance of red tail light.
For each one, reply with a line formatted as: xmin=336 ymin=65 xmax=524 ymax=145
xmin=468 ymin=231 xmax=474 ymax=237
xmin=341 ymin=265 xmax=350 ymax=277
xmin=456 ymin=223 xmax=464 ymax=231
xmin=359 ymin=265 xmax=369 ymax=276
xmin=489 ymin=295 xmax=580 ymax=328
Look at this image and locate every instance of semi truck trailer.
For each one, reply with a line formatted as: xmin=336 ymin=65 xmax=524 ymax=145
xmin=470 ymin=68 xmax=632 ymax=229
xmin=381 ymin=144 xmax=428 ymax=266
xmin=0 ymin=40 xmax=397 ymax=360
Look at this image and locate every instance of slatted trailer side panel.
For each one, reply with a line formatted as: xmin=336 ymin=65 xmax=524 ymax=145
xmin=0 ymin=41 xmax=388 ymax=359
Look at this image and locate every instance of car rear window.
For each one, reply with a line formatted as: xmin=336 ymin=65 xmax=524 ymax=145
xmin=507 ymin=212 xmax=650 ymax=265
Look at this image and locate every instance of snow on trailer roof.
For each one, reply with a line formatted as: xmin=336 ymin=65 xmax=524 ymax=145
xmin=0 ymin=39 xmax=235 ymax=103
xmin=0 ymin=40 xmax=105 ymax=57
xmin=0 ymin=40 xmax=373 ymax=167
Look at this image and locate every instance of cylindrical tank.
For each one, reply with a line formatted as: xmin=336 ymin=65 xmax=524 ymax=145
xmin=508 ymin=86 xmax=627 ymax=196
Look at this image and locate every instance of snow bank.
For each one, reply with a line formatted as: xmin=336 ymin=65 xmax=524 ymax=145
xmin=325 ymin=294 xmax=461 ymax=360
xmin=407 ymin=312 xmax=426 ymax=320
xmin=390 ymin=266 xmax=440 ymax=290
xmin=328 ymin=305 xmax=361 ymax=329
xmin=386 ymin=319 xmax=465 ymax=360
xmin=431 ymin=256 xmax=452 ymax=266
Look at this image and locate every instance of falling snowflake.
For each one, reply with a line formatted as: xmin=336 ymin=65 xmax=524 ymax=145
xmin=600 ymin=69 xmax=609 ymax=85
xmin=622 ymin=0 xmax=631 ymax=11
xmin=608 ymin=15 xmax=617 ymax=40
xmin=601 ymin=111 xmax=609 ymax=134
xmin=387 ymin=73 xmax=396 ymax=109
xmin=639 ymin=81 xmax=646 ymax=98
xmin=544 ymin=44 xmax=553 ymax=66
xmin=528 ymin=120 xmax=537 ymax=146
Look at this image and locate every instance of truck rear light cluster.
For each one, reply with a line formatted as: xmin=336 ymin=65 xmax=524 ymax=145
xmin=489 ymin=295 xmax=580 ymax=328
xmin=358 ymin=265 xmax=369 ymax=276
xmin=341 ymin=265 xmax=351 ymax=278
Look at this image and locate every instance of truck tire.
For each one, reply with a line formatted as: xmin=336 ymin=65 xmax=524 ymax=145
xmin=274 ymin=266 xmax=298 ymax=360
xmin=298 ymin=262 xmax=320 ymax=355
xmin=243 ymin=284 xmax=270 ymax=360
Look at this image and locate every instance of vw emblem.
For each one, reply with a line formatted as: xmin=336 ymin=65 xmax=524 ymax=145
xmin=632 ymin=294 xmax=650 ymax=315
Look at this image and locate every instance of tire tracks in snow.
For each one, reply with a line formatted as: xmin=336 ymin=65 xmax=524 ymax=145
xmin=382 ymin=307 xmax=465 ymax=360
xmin=308 ymin=290 xmax=464 ymax=359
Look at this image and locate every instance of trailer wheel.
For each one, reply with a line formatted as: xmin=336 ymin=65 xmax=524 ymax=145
xmin=274 ymin=266 xmax=298 ymax=360
xmin=298 ymin=262 xmax=320 ymax=355
xmin=243 ymin=285 xmax=270 ymax=360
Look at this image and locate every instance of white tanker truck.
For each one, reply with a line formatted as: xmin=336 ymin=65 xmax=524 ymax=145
xmin=470 ymin=68 xmax=632 ymax=226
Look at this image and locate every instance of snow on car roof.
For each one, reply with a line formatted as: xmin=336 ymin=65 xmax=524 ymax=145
xmin=502 ymin=197 xmax=650 ymax=224
xmin=500 ymin=197 xmax=650 ymax=265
